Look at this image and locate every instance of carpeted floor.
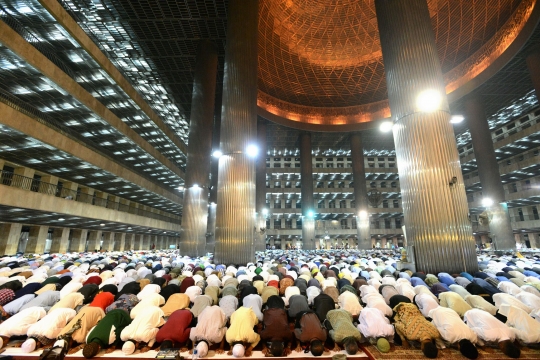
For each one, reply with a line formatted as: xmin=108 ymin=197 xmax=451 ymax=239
xmin=360 ymin=343 xmax=540 ymax=360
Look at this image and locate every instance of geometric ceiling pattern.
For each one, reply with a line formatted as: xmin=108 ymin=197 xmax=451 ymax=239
xmin=258 ymin=0 xmax=522 ymax=108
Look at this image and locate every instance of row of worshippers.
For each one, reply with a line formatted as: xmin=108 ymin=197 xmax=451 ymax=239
xmin=0 ymin=250 xmax=536 ymax=358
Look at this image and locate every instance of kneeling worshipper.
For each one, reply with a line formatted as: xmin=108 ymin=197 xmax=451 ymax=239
xmin=392 ymin=302 xmax=441 ymax=359
xmin=325 ymin=309 xmax=363 ymax=355
xmin=463 ymin=309 xmax=521 ymax=359
xmin=293 ymin=310 xmax=327 ymax=356
xmin=259 ymin=298 xmax=293 ymax=357
xmin=428 ymin=306 xmax=479 ymax=359
xmin=357 ymin=307 xmax=394 ymax=353
xmin=0 ymin=307 xmax=46 ymax=348
xmin=497 ymin=305 xmax=540 ymax=345
xmin=156 ymin=309 xmax=193 ymax=351
xmin=21 ymin=308 xmax=76 ymax=353
xmin=121 ymin=306 xmax=165 ymax=354
xmin=189 ymin=305 xmax=228 ymax=357
xmin=225 ymin=307 xmax=260 ymax=358
xmin=82 ymin=309 xmax=132 ymax=358
xmin=57 ymin=305 xmax=106 ymax=354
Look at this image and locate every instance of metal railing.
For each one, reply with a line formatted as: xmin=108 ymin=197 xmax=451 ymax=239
xmin=0 ymin=170 xmax=178 ymax=223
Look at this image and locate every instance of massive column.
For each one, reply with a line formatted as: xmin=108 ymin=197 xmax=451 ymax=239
xmin=526 ymin=45 xmax=540 ymax=100
xmin=350 ymin=133 xmax=370 ymax=249
xmin=133 ymin=234 xmax=142 ymax=251
xmin=181 ymin=40 xmax=218 ymax=258
xmin=25 ymin=225 xmax=49 ymax=254
xmin=86 ymin=230 xmax=102 ymax=252
xmin=465 ymin=96 xmax=515 ymax=250
xmin=49 ymin=228 xmax=69 ymax=254
xmin=206 ymin=96 xmax=222 ymax=255
xmin=69 ymin=229 xmax=88 ymax=253
xmin=300 ymin=132 xmax=316 ymax=250
xmin=0 ymin=223 xmax=22 ymax=255
xmin=375 ymin=0 xmax=477 ymax=274
xmin=125 ymin=233 xmax=134 ymax=251
xmin=255 ymin=119 xmax=267 ymax=252
xmin=214 ymin=0 xmax=259 ymax=264
xmin=114 ymin=233 xmax=125 ymax=251
xmin=102 ymin=232 xmax=114 ymax=251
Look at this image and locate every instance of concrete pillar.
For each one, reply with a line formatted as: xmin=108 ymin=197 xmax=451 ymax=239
xmin=181 ymin=40 xmax=218 ymax=258
xmin=300 ymin=132 xmax=316 ymax=250
xmin=38 ymin=175 xmax=58 ymax=195
xmin=206 ymin=203 xmax=217 ymax=254
xmin=80 ymin=187 xmax=94 ymax=204
xmin=0 ymin=223 xmax=22 ymax=255
xmin=214 ymin=0 xmax=259 ymax=265
xmin=526 ymin=45 xmax=540 ymax=100
xmin=114 ymin=233 xmax=125 ymax=251
xmin=94 ymin=191 xmax=108 ymax=208
xmin=69 ymin=229 xmax=88 ymax=253
xmin=514 ymin=233 xmax=522 ymax=248
xmin=50 ymin=227 xmax=70 ymax=254
xmin=133 ymin=234 xmax=142 ymax=251
xmin=255 ymin=119 xmax=268 ymax=252
xmin=25 ymin=225 xmax=49 ymax=254
xmin=102 ymin=232 xmax=114 ymax=251
xmin=86 ymin=230 xmax=102 ymax=252
xmin=142 ymin=235 xmax=151 ymax=250
xmin=351 ymin=133 xmax=370 ymax=249
xmin=528 ymin=233 xmax=538 ymax=249
xmin=371 ymin=237 xmax=376 ymax=248
xmin=465 ymin=95 xmax=514 ymax=250
xmin=375 ymin=0 xmax=477 ymax=274
xmin=0 ymin=159 xmax=4 ymax=171
xmin=13 ymin=167 xmax=35 ymax=190
xmin=125 ymin=233 xmax=134 ymax=251
xmin=393 ymin=237 xmax=398 ymax=248
xmin=107 ymin=195 xmax=120 ymax=210
xmin=381 ymin=237 xmax=387 ymax=248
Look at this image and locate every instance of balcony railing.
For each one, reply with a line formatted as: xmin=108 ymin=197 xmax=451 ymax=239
xmin=0 ymin=170 xmax=178 ymax=223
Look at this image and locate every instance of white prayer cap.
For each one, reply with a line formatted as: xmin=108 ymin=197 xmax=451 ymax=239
xmin=21 ymin=338 xmax=36 ymax=353
xmin=196 ymin=342 xmax=209 ymax=358
xmin=232 ymin=344 xmax=245 ymax=358
xmin=122 ymin=341 xmax=136 ymax=355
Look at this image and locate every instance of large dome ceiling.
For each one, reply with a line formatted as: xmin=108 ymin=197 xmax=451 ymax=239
xmin=257 ymin=0 xmax=538 ymax=128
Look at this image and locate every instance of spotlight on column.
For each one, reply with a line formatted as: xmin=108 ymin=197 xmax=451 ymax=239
xmin=481 ymin=197 xmax=494 ymax=207
xmin=450 ymin=115 xmax=465 ymax=124
xmin=246 ymin=144 xmax=259 ymax=157
xmin=379 ymin=121 xmax=393 ymax=132
xmin=358 ymin=210 xmax=368 ymax=219
xmin=416 ymin=89 xmax=441 ymax=112
xmin=307 ymin=210 xmax=315 ymax=218
xmin=262 ymin=208 xmax=269 ymax=216
xmin=192 ymin=184 xmax=199 ymax=188
xmin=212 ymin=150 xmax=223 ymax=158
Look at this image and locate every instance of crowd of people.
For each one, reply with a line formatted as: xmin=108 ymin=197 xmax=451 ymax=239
xmin=0 ymin=249 xmax=536 ymax=359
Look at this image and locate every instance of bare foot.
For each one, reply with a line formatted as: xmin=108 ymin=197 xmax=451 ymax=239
xmin=332 ymin=344 xmax=341 ymax=352
xmin=188 ymin=349 xmax=193 ymax=354
xmin=227 ymin=350 xmax=233 ymax=356
xmin=140 ymin=346 xmax=151 ymax=353
xmin=294 ymin=345 xmax=302 ymax=353
xmin=283 ymin=347 xmax=292 ymax=356
xmin=105 ymin=347 xmax=115 ymax=354
xmin=180 ymin=347 xmax=188 ymax=352
xmin=68 ymin=345 xmax=82 ymax=355
xmin=261 ymin=347 xmax=269 ymax=356
xmin=245 ymin=349 xmax=252 ymax=357
xmin=216 ymin=349 xmax=224 ymax=354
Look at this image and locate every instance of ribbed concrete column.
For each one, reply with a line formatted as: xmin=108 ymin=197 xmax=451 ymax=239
xmin=529 ymin=233 xmax=538 ymax=249
xmin=102 ymin=232 xmax=114 ymax=251
xmin=86 ymin=230 xmax=102 ymax=252
xmin=375 ymin=0 xmax=477 ymax=274
xmin=25 ymin=225 xmax=49 ymax=254
xmin=255 ymin=119 xmax=267 ymax=252
xmin=206 ymin=203 xmax=217 ymax=254
xmin=142 ymin=235 xmax=151 ymax=250
xmin=206 ymin=96 xmax=221 ymax=255
xmin=133 ymin=234 xmax=142 ymax=250
xmin=214 ymin=0 xmax=259 ymax=265
xmin=300 ymin=132 xmax=316 ymax=250
xmin=125 ymin=233 xmax=134 ymax=251
xmin=526 ymin=45 xmax=540 ymax=100
xmin=181 ymin=40 xmax=218 ymax=258
xmin=50 ymin=228 xmax=69 ymax=254
xmin=350 ymin=133 xmax=370 ymax=249
xmin=514 ymin=233 xmax=522 ymax=247
xmin=69 ymin=229 xmax=88 ymax=253
xmin=0 ymin=223 xmax=22 ymax=255
xmin=465 ymin=95 xmax=515 ymax=250
xmin=114 ymin=233 xmax=125 ymax=251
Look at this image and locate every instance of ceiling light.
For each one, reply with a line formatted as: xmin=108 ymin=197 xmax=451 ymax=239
xmin=481 ymin=198 xmax=494 ymax=207
xmin=417 ymin=89 xmax=442 ymax=112
xmin=100 ymin=223 xmax=105 ymax=226
xmin=246 ymin=144 xmax=259 ymax=157
xmin=380 ymin=121 xmax=393 ymax=132
xmin=212 ymin=150 xmax=222 ymax=158
xmin=450 ymin=115 xmax=464 ymax=124
xmin=58 ymin=218 xmax=65 ymax=221
xmin=127 ymin=227 xmax=132 ymax=230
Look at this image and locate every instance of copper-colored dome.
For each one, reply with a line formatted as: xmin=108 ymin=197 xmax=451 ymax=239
xmin=257 ymin=0 xmax=538 ymax=129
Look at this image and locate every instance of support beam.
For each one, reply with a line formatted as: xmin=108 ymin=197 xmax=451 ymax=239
xmin=125 ymin=233 xmax=135 ymax=250
xmin=25 ymin=225 xmax=49 ymax=254
xmin=86 ymin=230 xmax=102 ymax=252
xmin=50 ymin=227 xmax=70 ymax=254
xmin=350 ymin=133 xmax=370 ymax=249
xmin=102 ymin=232 xmax=114 ymax=251
xmin=300 ymin=132 xmax=315 ymax=250
xmin=0 ymin=223 xmax=22 ymax=255
xmin=214 ymin=0 xmax=259 ymax=265
xmin=69 ymin=229 xmax=88 ymax=253
xmin=375 ymin=0 xmax=477 ymax=274
xmin=114 ymin=233 xmax=126 ymax=251
xmin=255 ymin=119 xmax=267 ymax=252
xmin=134 ymin=234 xmax=142 ymax=251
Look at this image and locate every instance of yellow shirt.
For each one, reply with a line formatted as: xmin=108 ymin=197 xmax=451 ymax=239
xmin=225 ymin=307 xmax=260 ymax=347
xmin=439 ymin=292 xmax=472 ymax=317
